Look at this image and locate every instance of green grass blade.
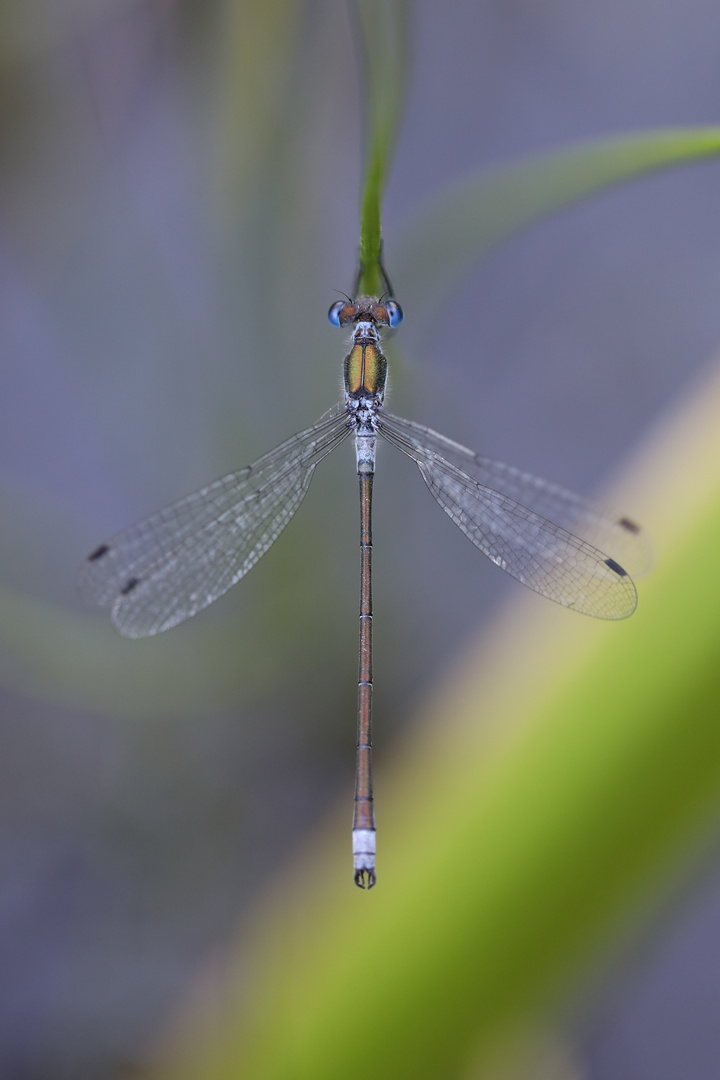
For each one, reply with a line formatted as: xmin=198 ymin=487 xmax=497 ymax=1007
xmin=147 ymin=359 xmax=720 ymax=1079
xmin=393 ymin=126 xmax=720 ymax=319
xmin=353 ymin=0 xmax=410 ymax=295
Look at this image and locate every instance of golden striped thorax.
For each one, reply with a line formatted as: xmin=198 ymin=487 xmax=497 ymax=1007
xmin=345 ymin=338 xmax=387 ymax=399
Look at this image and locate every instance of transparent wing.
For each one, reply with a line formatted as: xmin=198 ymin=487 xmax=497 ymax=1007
xmin=78 ymin=406 xmax=353 ymax=637
xmin=377 ymin=411 xmax=650 ymax=578
xmin=377 ymin=410 xmax=640 ymax=619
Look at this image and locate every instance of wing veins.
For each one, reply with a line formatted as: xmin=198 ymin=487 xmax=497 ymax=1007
xmin=377 ymin=410 xmax=637 ymax=619
xmin=377 ymin=409 xmax=650 ymax=578
xmin=78 ymin=406 xmax=352 ymax=635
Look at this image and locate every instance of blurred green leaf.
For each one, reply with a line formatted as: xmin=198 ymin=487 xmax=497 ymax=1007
xmin=392 ymin=126 xmax=720 ymax=323
xmin=353 ymin=0 xmax=409 ymax=295
xmin=148 ymin=359 xmax=720 ymax=1079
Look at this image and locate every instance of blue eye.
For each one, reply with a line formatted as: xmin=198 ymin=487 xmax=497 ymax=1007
xmin=385 ymin=300 xmax=403 ymax=327
xmin=328 ymin=301 xmax=345 ymax=327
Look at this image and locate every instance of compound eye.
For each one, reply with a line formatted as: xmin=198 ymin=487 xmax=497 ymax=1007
xmin=328 ymin=300 xmax=345 ymax=327
xmin=385 ymin=300 xmax=404 ymax=328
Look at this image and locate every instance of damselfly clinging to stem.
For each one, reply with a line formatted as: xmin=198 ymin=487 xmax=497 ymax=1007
xmin=79 ymin=260 xmax=647 ymax=889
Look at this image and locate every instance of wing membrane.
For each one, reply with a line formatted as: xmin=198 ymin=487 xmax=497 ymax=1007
xmin=377 ymin=410 xmax=639 ymax=619
xmin=79 ymin=406 xmax=352 ymax=637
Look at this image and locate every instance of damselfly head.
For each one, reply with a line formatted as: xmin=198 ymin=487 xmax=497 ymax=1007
xmin=328 ymin=297 xmax=404 ymax=328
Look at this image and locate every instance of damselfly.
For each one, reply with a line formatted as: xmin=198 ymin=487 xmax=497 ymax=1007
xmin=79 ymin=269 xmax=647 ymax=888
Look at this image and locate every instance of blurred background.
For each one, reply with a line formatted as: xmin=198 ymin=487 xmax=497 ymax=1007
xmin=2 ymin=0 xmax=720 ymax=1076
